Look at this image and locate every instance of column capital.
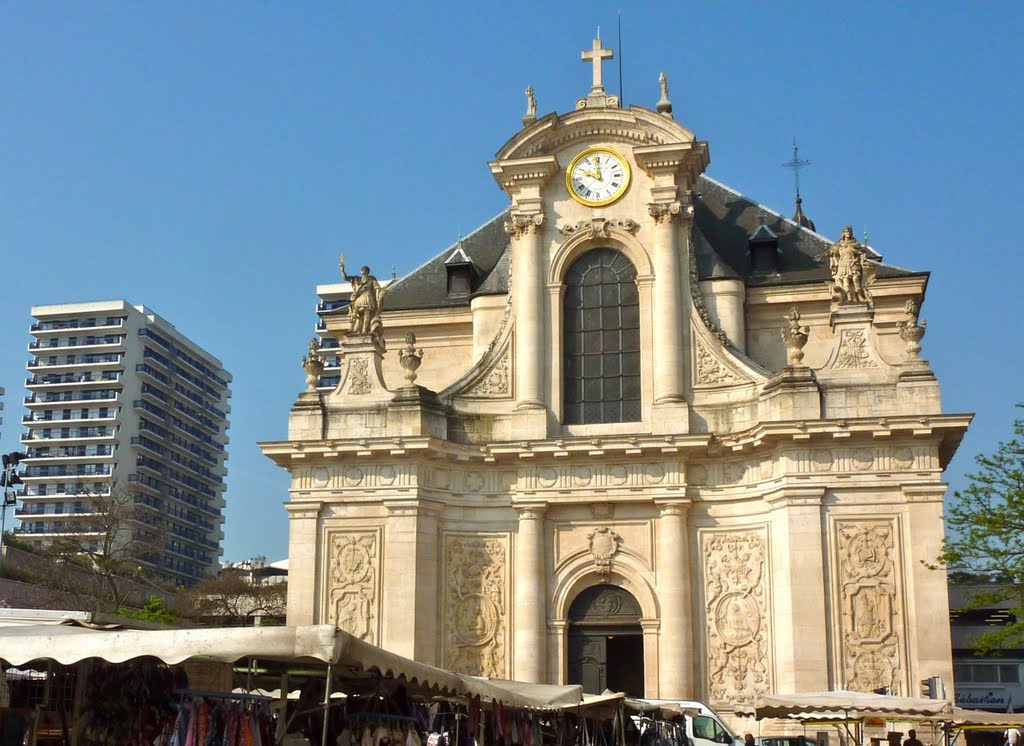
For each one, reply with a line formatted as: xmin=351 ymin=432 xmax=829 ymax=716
xmin=639 ymin=618 xmax=662 ymax=633
xmin=505 ymin=212 xmax=545 ymax=240
xmin=515 ymin=503 xmax=547 ymax=520
xmin=648 ymin=201 xmax=683 ymax=225
xmin=655 ymin=498 xmax=692 ymax=517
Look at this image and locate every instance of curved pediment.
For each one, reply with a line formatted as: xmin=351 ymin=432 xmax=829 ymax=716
xmin=494 ymin=105 xmax=701 ymax=161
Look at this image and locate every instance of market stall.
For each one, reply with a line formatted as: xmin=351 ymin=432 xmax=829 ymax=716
xmin=735 ymin=691 xmax=953 ymax=746
xmin=0 ymin=619 xmax=598 ymax=746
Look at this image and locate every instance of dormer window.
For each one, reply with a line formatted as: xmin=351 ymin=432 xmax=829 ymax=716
xmin=445 ymin=246 xmax=475 ymax=298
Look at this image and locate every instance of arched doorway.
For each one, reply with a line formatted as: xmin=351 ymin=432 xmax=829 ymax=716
xmin=567 ymin=585 xmax=644 ymax=696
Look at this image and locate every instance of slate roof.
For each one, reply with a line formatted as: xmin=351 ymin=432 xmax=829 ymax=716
xmin=382 ymin=212 xmax=510 ymax=311
xmin=381 ymin=175 xmax=923 ymax=311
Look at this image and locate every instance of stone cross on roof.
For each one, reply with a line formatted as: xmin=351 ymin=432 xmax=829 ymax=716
xmin=582 ymin=37 xmax=613 ymax=94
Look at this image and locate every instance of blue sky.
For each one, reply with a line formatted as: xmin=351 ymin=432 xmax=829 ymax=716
xmin=0 ymin=3 xmax=1021 ymax=564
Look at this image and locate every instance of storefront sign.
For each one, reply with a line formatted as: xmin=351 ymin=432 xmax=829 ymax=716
xmin=956 ymin=689 xmax=1009 ymax=708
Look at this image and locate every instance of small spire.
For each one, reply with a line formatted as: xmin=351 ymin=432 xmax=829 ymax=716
xmin=656 ymin=72 xmax=672 ymax=116
xmin=793 ymin=195 xmax=816 ymax=232
xmin=522 ymin=85 xmax=537 ymax=127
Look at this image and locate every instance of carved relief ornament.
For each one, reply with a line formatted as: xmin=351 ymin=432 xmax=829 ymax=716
xmin=443 ymin=535 xmax=509 ymax=678
xmin=695 ymin=340 xmax=739 ymax=384
xmin=463 ymin=350 xmax=510 ymax=397
xmin=836 ymin=521 xmax=903 ymax=694
xmin=347 ymin=356 xmax=371 ymax=394
xmin=559 ymin=217 xmax=639 ymax=239
xmin=587 ymin=527 xmax=622 ymax=575
xmin=327 ymin=532 xmax=379 ymax=642
xmin=834 ymin=329 xmax=879 ymax=369
xmin=703 ymin=531 xmax=771 ymax=707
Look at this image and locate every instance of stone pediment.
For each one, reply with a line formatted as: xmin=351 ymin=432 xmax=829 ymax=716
xmin=494 ymin=106 xmax=706 ymax=162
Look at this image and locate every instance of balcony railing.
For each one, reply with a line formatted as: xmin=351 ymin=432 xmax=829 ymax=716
xmin=30 ymin=318 xmax=125 ymax=332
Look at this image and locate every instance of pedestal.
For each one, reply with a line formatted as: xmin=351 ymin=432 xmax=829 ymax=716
xmin=327 ymin=335 xmax=391 ymax=403
xmin=288 ymin=389 xmax=325 ymax=440
xmin=389 ymin=385 xmax=447 ymax=438
xmin=760 ymin=366 xmax=822 ymax=421
xmin=896 ymin=360 xmax=941 ymax=414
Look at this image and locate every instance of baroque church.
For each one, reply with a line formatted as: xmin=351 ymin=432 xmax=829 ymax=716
xmin=260 ymin=41 xmax=970 ymax=710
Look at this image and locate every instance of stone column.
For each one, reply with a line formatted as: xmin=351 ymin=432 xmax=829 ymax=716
xmin=649 ymin=203 xmax=685 ymax=404
xmin=514 ymin=505 xmax=547 ymax=682
xmin=656 ymin=500 xmax=693 ymax=697
xmin=507 ymin=214 xmax=546 ymax=410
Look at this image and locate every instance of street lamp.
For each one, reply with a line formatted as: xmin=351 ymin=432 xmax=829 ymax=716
xmin=0 ymin=452 xmax=27 ymax=565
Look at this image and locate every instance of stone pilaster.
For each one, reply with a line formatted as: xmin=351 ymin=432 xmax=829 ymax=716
xmin=903 ymin=485 xmax=955 ymax=691
xmin=655 ymin=499 xmax=693 ymax=697
xmin=765 ymin=488 xmax=829 ymax=692
xmin=514 ymin=504 xmax=547 ymax=682
xmin=381 ymin=499 xmax=442 ymax=663
xmin=285 ymin=504 xmax=321 ymax=625
xmin=489 ymin=155 xmax=558 ymax=424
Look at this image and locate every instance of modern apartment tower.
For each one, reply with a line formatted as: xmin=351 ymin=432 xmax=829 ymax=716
xmin=17 ymin=301 xmax=231 ymax=587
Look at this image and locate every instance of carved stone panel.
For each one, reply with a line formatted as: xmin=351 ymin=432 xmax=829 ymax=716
xmin=702 ymin=531 xmax=771 ymax=708
xmin=325 ymin=531 xmax=380 ymax=642
xmin=835 ymin=521 xmax=904 ymax=694
xmin=695 ymin=340 xmax=739 ymax=385
xmin=442 ymin=534 xmax=509 ymax=677
xmin=834 ymin=330 xmax=878 ymax=369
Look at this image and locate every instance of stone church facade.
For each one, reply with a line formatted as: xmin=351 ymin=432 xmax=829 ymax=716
xmin=261 ymin=42 xmax=970 ymax=710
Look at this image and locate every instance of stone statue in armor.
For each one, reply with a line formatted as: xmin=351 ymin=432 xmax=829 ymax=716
xmin=339 ymin=255 xmax=384 ymax=340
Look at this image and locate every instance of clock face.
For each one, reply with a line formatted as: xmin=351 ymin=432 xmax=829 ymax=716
xmin=566 ymin=147 xmax=631 ymax=207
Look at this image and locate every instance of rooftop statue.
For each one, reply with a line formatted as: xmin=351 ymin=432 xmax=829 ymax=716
xmin=339 ymin=254 xmax=384 ymax=341
xmin=825 ymin=225 xmax=876 ymax=306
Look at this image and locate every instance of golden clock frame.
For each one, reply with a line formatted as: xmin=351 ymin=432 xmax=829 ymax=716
xmin=565 ymin=146 xmax=632 ymax=207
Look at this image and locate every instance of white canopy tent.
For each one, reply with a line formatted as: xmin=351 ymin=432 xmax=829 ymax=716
xmin=0 ymin=621 xmax=584 ymax=710
xmin=735 ymin=691 xmax=953 ymax=721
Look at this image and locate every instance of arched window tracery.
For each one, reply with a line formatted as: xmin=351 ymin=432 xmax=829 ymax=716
xmin=562 ymin=248 xmax=640 ymax=424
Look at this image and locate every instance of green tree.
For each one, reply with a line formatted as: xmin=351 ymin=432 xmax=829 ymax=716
xmin=118 ymin=594 xmax=178 ymax=625
xmin=939 ymin=408 xmax=1024 ymax=652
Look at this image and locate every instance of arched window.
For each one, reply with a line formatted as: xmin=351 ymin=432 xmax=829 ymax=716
xmin=562 ymin=248 xmax=640 ymax=424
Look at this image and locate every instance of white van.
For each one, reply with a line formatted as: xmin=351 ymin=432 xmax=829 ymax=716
xmin=635 ymin=699 xmax=741 ymax=746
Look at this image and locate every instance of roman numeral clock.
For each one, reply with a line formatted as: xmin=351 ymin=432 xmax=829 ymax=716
xmin=566 ymin=147 xmax=631 ymax=207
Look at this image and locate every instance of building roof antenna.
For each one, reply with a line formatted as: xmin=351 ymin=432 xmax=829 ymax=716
xmin=617 ymin=12 xmax=623 ymax=106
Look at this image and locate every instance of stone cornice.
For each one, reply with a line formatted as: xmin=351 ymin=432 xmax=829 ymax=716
xmin=634 ymin=141 xmax=709 ymax=181
xmin=260 ymin=414 xmax=971 ymax=471
xmin=708 ymin=413 xmax=972 ymax=457
xmin=488 ymin=156 xmax=560 ymax=192
xmin=763 ymin=486 xmax=826 ymax=508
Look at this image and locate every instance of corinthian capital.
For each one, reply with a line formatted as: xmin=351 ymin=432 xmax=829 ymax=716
xmin=648 ymin=201 xmax=682 ymax=225
xmin=504 ymin=212 xmax=545 ymax=239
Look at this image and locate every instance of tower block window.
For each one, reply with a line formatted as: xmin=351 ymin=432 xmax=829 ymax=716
xmin=563 ymin=248 xmax=640 ymax=424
